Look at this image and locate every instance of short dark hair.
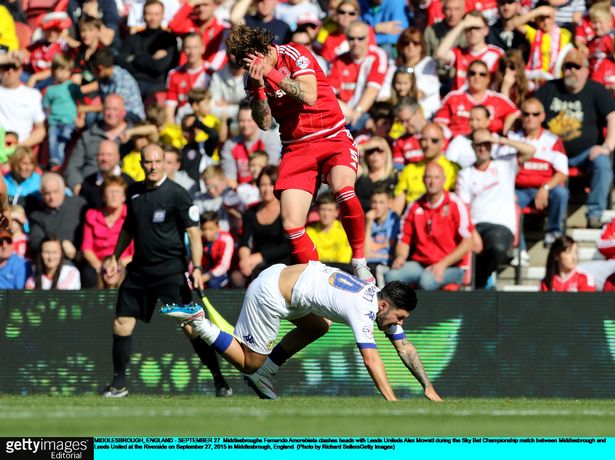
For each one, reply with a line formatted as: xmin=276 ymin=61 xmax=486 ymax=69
xmin=371 ymin=182 xmax=393 ymax=199
xmin=379 ymin=281 xmax=417 ymax=312
xmin=316 ymin=191 xmax=337 ymax=207
xmin=225 ymin=25 xmax=275 ymax=66
xmin=369 ymin=101 xmax=394 ymax=121
xmin=144 ymin=0 xmax=164 ymax=11
xmin=90 ymin=47 xmax=114 ymax=68
xmin=471 ymin=104 xmax=491 ymax=118
xmin=257 ymin=165 xmax=278 ymax=187
xmin=200 ymin=210 xmax=219 ymax=225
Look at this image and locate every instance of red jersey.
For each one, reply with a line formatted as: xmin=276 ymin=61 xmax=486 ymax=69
xmin=202 ymin=231 xmax=234 ymax=278
xmin=165 ymin=63 xmax=210 ymax=108
xmin=604 ymin=273 xmax=615 ymax=291
xmin=597 ymin=218 xmax=615 ymax=260
xmin=328 ymin=45 xmax=389 ymax=108
xmin=575 ymin=11 xmax=615 ymax=44
xmin=587 ymin=34 xmax=615 ymax=75
xmin=540 ymin=268 xmax=596 ymax=292
xmin=27 ymin=39 xmax=71 ymax=73
xmin=434 ymin=89 xmax=519 ymax=136
xmin=229 ymin=138 xmax=266 ymax=185
xmin=509 ymin=129 xmax=568 ymax=189
xmin=590 ymin=57 xmax=615 ymax=89
xmin=399 ymin=191 xmax=473 ymax=266
xmin=448 ymin=45 xmax=504 ymax=89
xmin=168 ymin=4 xmax=228 ymax=72
xmin=392 ymin=134 xmax=423 ymax=166
xmin=259 ymin=43 xmax=346 ymax=144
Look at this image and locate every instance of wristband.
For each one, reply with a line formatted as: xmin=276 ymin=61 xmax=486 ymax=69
xmin=249 ymin=86 xmax=267 ymax=101
xmin=265 ymin=68 xmax=284 ymax=86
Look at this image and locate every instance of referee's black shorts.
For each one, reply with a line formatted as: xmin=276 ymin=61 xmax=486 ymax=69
xmin=116 ymin=271 xmax=193 ymax=322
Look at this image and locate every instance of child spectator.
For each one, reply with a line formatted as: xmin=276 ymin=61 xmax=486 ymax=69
xmin=200 ymin=210 xmax=234 ymax=289
xmin=585 ymin=3 xmax=614 ymax=78
xmin=236 ymin=151 xmax=268 ymax=209
xmin=24 ymin=12 xmax=74 ymax=90
xmin=364 ymin=184 xmax=400 ymax=285
xmin=188 ymin=88 xmax=227 ymax=146
xmin=389 ymin=69 xmax=418 ymax=107
xmin=9 ymin=205 xmax=28 ymax=258
xmin=42 ymin=55 xmax=82 ymax=169
xmin=541 ymin=236 xmax=596 ymax=292
xmin=590 ymin=35 xmax=615 ymax=94
xmin=180 ymin=113 xmax=219 ymax=186
xmin=0 ymin=129 xmax=18 ymax=166
xmin=25 ymin=236 xmax=81 ymax=290
xmin=193 ymin=165 xmax=240 ymax=234
xmin=307 ymin=191 xmax=353 ymax=271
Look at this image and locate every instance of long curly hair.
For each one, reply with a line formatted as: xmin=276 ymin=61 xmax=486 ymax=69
xmin=225 ymin=25 xmax=275 ymax=66
xmin=494 ymin=49 xmax=529 ymax=107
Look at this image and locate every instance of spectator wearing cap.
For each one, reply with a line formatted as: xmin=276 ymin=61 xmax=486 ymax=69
xmin=434 ymin=59 xmax=520 ymax=137
xmin=508 ymin=3 xmax=573 ymax=84
xmin=385 ymin=161 xmax=473 ymax=291
xmin=90 ymin=47 xmax=145 ymax=122
xmin=456 ymin=128 xmax=535 ymax=288
xmin=168 ymin=0 xmax=229 ymax=72
xmin=28 ymin=172 xmax=87 ymax=261
xmin=535 ymin=48 xmax=615 ymax=229
xmin=359 ymin=0 xmax=409 ymax=55
xmin=393 ymin=123 xmax=458 ymax=216
xmin=328 ymin=21 xmax=389 ymax=131
xmin=118 ymin=0 xmax=179 ymax=100
xmin=313 ymin=0 xmax=377 ymax=63
xmin=436 ymin=10 xmax=504 ymax=90
xmin=487 ymin=0 xmax=528 ymax=54
xmin=0 ymin=52 xmax=46 ymax=148
xmin=510 ymin=98 xmax=569 ymax=251
xmin=230 ymin=0 xmax=291 ymax=45
xmin=23 ymin=12 xmax=74 ymax=90
xmin=0 ymin=226 xmax=29 ymax=289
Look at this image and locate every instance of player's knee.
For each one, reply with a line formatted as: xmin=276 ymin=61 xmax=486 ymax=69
xmin=113 ymin=316 xmax=135 ymax=335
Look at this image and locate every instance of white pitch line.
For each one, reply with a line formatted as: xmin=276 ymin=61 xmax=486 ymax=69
xmin=1 ymin=407 xmax=615 ymax=420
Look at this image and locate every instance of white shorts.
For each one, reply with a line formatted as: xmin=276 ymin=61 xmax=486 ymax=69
xmin=234 ymin=264 xmax=297 ymax=355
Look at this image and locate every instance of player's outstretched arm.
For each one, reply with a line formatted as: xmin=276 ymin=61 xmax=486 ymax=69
xmin=360 ymin=347 xmax=398 ymax=401
xmin=387 ymin=336 xmax=443 ymax=402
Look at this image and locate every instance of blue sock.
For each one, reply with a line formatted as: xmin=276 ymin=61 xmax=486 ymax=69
xmin=211 ymin=331 xmax=233 ymax=354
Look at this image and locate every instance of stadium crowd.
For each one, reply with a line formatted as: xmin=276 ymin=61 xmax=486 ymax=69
xmin=0 ymin=0 xmax=614 ymax=292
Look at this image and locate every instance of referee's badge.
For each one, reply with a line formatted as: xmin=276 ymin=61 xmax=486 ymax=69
xmin=152 ymin=210 xmax=166 ymax=223
xmin=189 ymin=205 xmax=200 ymax=223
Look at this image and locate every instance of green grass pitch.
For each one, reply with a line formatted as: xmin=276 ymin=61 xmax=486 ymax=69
xmin=1 ymin=396 xmax=614 ymax=437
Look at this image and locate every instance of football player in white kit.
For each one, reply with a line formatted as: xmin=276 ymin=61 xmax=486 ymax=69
xmin=161 ymin=261 xmax=442 ymax=401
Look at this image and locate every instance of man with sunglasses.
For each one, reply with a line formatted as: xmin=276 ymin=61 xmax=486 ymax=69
xmin=535 ymin=48 xmax=615 ymax=229
xmin=509 ymin=98 xmax=569 ymax=251
xmin=457 ymin=128 xmax=535 ymax=288
xmin=0 ymin=52 xmax=46 ymax=148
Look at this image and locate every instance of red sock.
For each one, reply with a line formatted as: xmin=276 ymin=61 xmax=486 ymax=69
xmin=336 ymin=186 xmax=365 ymax=259
xmin=284 ymin=226 xmax=319 ymax=263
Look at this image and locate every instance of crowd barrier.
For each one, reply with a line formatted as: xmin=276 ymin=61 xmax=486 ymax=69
xmin=1 ymin=290 xmax=614 ymax=398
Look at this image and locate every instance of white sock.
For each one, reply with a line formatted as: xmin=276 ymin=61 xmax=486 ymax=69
xmin=192 ymin=318 xmax=221 ymax=345
xmin=352 ymin=257 xmax=367 ymax=267
xmin=260 ymin=358 xmax=280 ymax=377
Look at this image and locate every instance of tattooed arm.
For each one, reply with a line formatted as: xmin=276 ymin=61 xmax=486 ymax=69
xmin=276 ymin=74 xmax=318 ymax=106
xmin=250 ymin=98 xmax=273 ymax=131
xmin=388 ymin=335 xmax=443 ymax=401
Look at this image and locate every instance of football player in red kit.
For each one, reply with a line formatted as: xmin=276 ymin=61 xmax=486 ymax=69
xmin=225 ymin=25 xmax=374 ymax=283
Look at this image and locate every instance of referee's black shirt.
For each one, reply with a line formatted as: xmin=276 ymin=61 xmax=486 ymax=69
xmin=123 ymin=177 xmax=200 ymax=277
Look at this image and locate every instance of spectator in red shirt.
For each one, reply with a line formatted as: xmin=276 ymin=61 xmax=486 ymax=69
xmin=434 ymin=59 xmax=520 ymax=136
xmin=541 ymin=236 xmax=596 ymax=292
xmin=165 ymin=33 xmax=209 ymax=125
xmin=392 ymin=100 xmax=430 ymax=168
xmin=435 ymin=10 xmax=504 ymax=90
xmin=510 ymin=98 xmax=569 ymax=250
xmin=578 ymin=217 xmax=615 ymax=291
xmin=168 ymin=0 xmax=228 ymax=72
xmin=385 ymin=161 xmax=473 ymax=290
xmin=328 ymin=20 xmax=389 ymax=130
xmin=199 ymin=210 xmax=234 ymax=289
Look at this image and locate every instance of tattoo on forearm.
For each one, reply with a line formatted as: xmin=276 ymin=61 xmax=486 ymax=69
xmin=279 ymin=77 xmax=308 ymax=104
xmin=251 ymin=99 xmax=272 ymax=130
xmin=398 ymin=338 xmax=432 ymax=388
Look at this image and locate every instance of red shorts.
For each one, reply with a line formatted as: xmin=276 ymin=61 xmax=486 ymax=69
xmin=274 ymin=129 xmax=359 ymax=197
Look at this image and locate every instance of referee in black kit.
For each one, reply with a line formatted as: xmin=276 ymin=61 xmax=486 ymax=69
xmin=102 ymin=143 xmax=232 ymax=398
